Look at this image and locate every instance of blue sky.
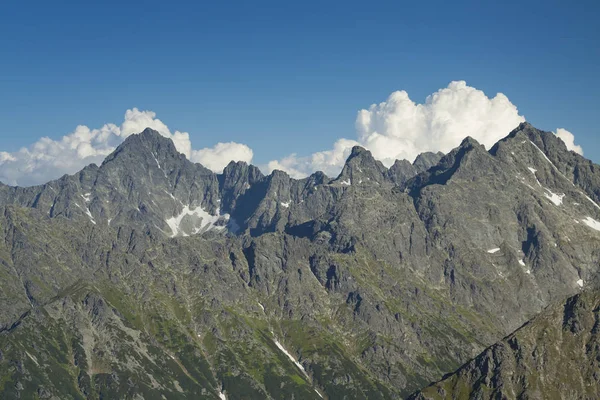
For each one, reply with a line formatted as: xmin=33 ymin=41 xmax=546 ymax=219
xmin=0 ymin=0 xmax=598 ymax=184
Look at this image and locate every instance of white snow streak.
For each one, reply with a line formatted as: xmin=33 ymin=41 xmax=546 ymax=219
xmin=151 ymin=152 xmax=168 ymax=177
xmin=84 ymin=208 xmax=96 ymax=224
xmin=75 ymin=203 xmax=96 ymax=224
xmin=487 ymin=248 xmax=500 ymax=254
xmin=340 ymin=179 xmax=351 ymax=186
xmin=527 ymin=167 xmax=542 ymax=186
xmin=528 ymin=140 xmax=580 ymax=190
xmin=218 ymin=391 xmax=227 ymax=400
xmin=25 ymin=351 xmax=40 ymax=366
xmin=584 ymin=195 xmax=600 ymax=210
xmin=163 ymin=190 xmax=177 ymax=201
xmin=529 ymin=141 xmax=555 ymax=166
xmin=151 ymin=152 xmax=162 ymax=169
xmin=518 ymin=259 xmax=526 ymax=266
xmin=273 ymin=338 xmax=308 ymax=377
xmin=81 ymin=193 xmax=92 ymax=202
xmin=280 ymin=201 xmax=290 ymax=208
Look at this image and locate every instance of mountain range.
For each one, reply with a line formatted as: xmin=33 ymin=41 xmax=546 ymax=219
xmin=0 ymin=122 xmax=599 ymax=399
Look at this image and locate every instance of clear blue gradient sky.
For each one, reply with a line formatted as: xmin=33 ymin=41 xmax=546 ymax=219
xmin=1 ymin=0 xmax=598 ymax=164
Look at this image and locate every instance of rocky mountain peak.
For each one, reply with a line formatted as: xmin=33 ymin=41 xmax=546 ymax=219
xmin=349 ymin=145 xmax=370 ymax=158
xmin=221 ymin=161 xmax=264 ymax=189
xmin=458 ymin=135 xmax=483 ymax=149
xmin=335 ymin=145 xmax=388 ymax=185
xmin=387 ymin=152 xmax=444 ymax=185
xmin=387 ymin=159 xmax=416 ymax=185
xmin=412 ymin=151 xmax=444 ymax=173
xmin=101 ymin=127 xmax=190 ymax=174
xmin=1 ymin=124 xmax=600 ymax=399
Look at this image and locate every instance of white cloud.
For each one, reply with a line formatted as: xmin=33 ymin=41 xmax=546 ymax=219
xmin=0 ymin=108 xmax=253 ymax=186
xmin=266 ymin=138 xmax=360 ymax=178
xmin=0 ymin=152 xmax=16 ymax=164
xmin=268 ymin=81 xmax=530 ymax=177
xmin=554 ymin=128 xmax=583 ymax=155
xmin=191 ymin=142 xmax=253 ymax=173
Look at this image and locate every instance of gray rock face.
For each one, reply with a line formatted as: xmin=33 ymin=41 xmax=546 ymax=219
xmin=409 ymin=289 xmax=600 ymax=400
xmin=0 ymin=124 xmax=599 ymax=399
xmin=413 ymin=151 xmax=445 ymax=173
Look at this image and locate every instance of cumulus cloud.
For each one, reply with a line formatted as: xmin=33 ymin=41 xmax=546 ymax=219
xmin=266 ymin=139 xmax=360 ymax=178
xmin=191 ymin=142 xmax=254 ymax=173
xmin=0 ymin=108 xmax=253 ymax=186
xmin=268 ymin=81 xmax=529 ymax=177
xmin=554 ymin=128 xmax=583 ymax=155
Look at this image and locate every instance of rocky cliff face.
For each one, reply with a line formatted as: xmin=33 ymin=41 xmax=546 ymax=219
xmin=410 ymin=289 xmax=600 ymax=400
xmin=0 ymin=123 xmax=599 ymax=399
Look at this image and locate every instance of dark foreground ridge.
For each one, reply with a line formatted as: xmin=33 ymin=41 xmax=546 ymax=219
xmin=409 ymin=289 xmax=600 ymax=399
xmin=0 ymin=122 xmax=599 ymax=399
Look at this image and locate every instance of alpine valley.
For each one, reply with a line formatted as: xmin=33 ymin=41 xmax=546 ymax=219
xmin=1 ymin=122 xmax=599 ymax=400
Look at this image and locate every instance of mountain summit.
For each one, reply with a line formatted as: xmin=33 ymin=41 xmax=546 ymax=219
xmin=0 ymin=124 xmax=599 ymax=399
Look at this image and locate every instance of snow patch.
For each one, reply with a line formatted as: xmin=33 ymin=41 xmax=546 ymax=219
xmin=258 ymin=302 xmax=265 ymax=312
xmin=280 ymin=201 xmax=290 ymax=208
xmin=173 ymin=380 xmax=183 ymax=393
xmin=81 ymin=193 xmax=92 ymax=202
xmin=582 ymin=217 xmax=600 ymax=232
xmin=218 ymin=391 xmax=227 ymax=400
xmin=273 ymin=338 xmax=308 ymax=377
xmin=526 ymin=269 xmax=531 ymax=274
xmin=577 ymin=279 xmax=584 ymax=287
xmin=518 ymin=259 xmax=526 ymax=266
xmin=544 ymin=189 xmax=564 ymax=206
xmin=340 ymin=179 xmax=351 ymax=186
xmin=487 ymin=248 xmax=500 ymax=254
xmin=75 ymin=203 xmax=96 ymax=224
xmin=163 ymin=190 xmax=177 ymax=201
xmin=527 ymin=167 xmax=537 ymax=174
xmin=166 ymin=205 xmax=226 ymax=237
